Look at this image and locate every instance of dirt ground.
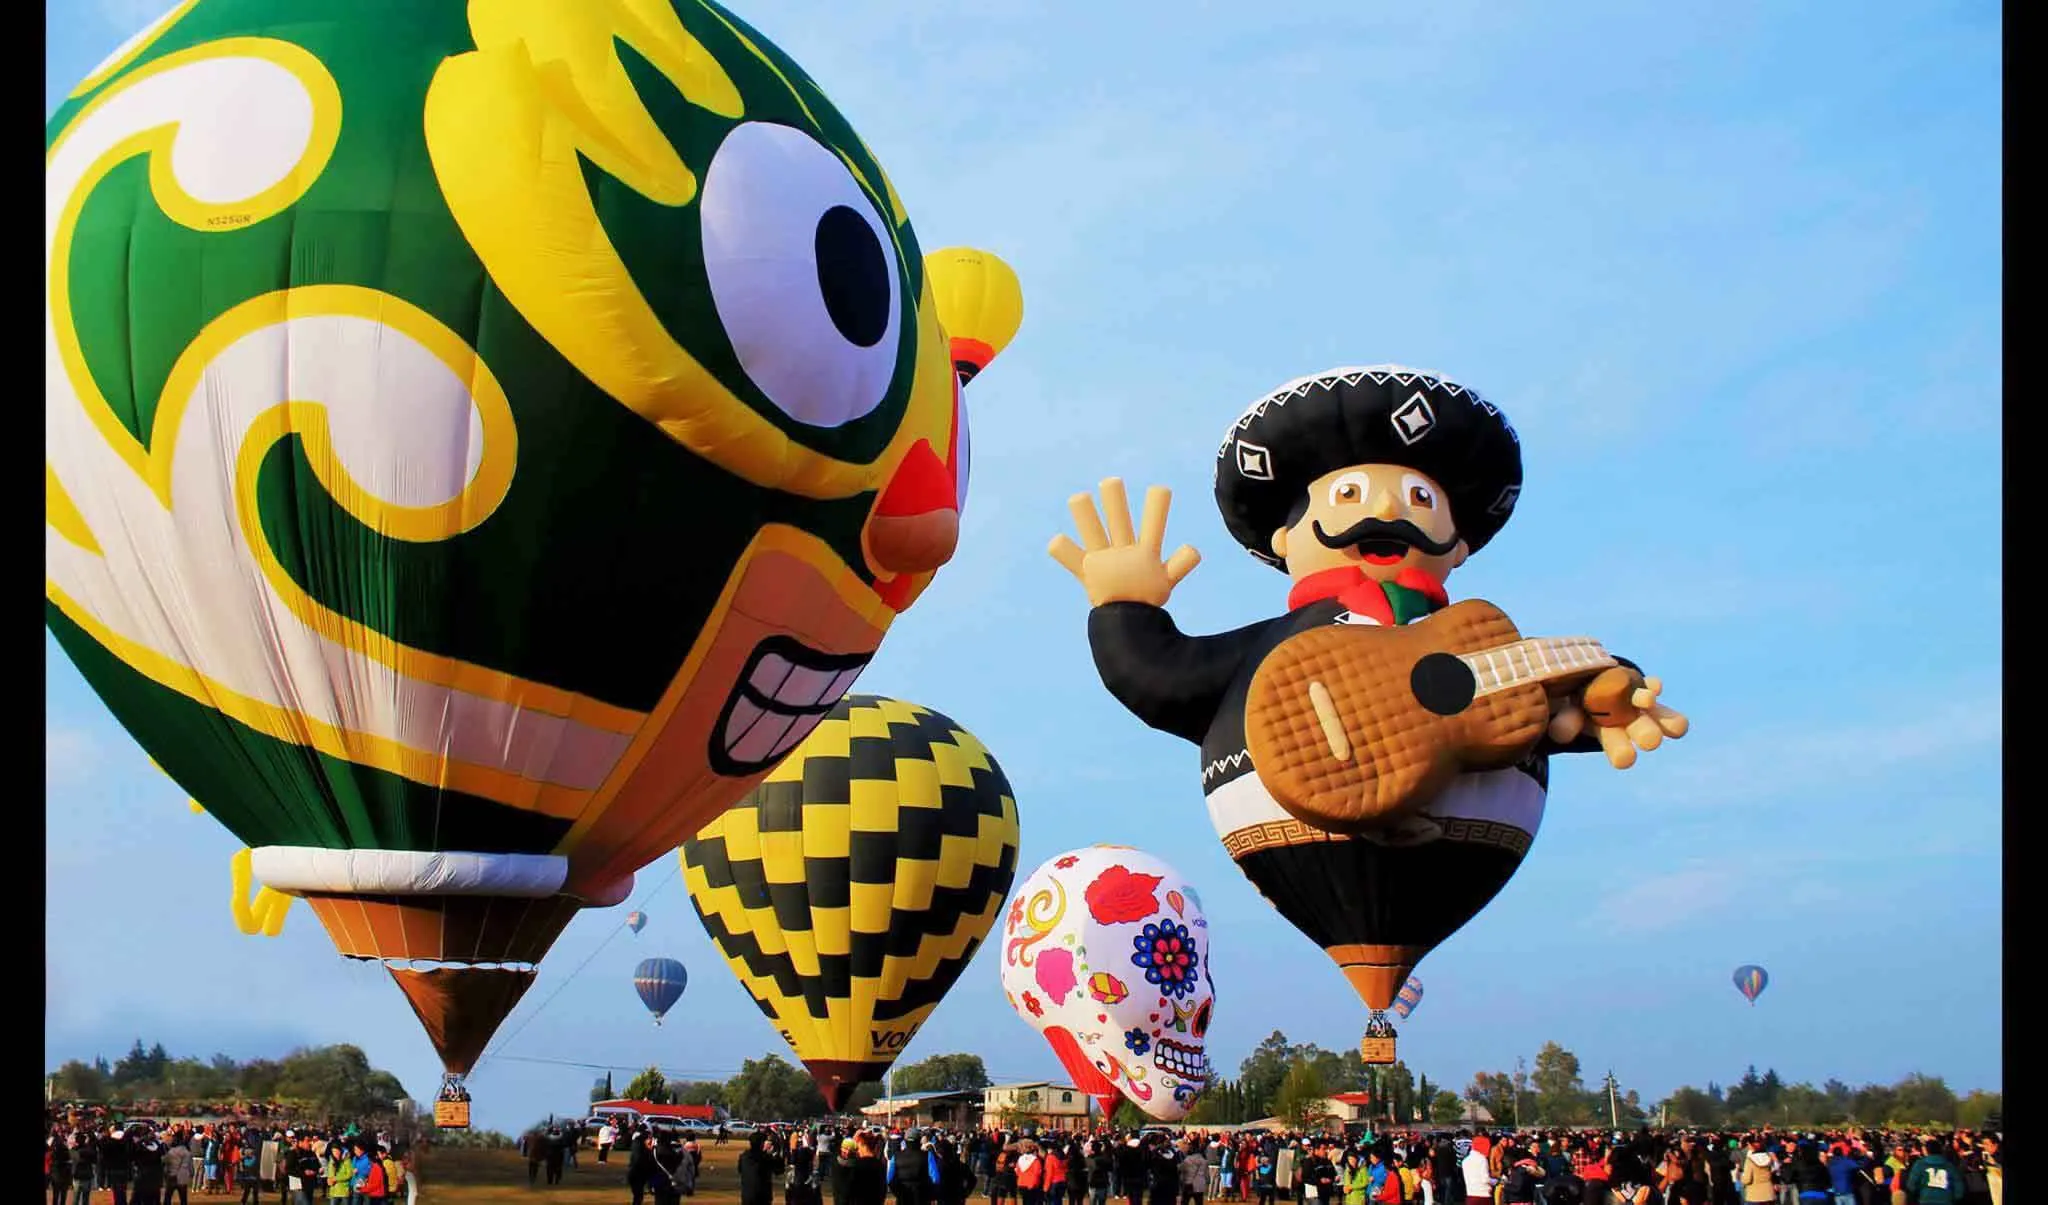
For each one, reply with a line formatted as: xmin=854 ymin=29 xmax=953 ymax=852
xmin=419 ymin=1145 xmax=744 ymax=1204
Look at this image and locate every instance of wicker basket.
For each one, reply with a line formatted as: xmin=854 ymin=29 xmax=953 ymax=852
xmin=1358 ymin=1036 xmax=1397 ymax=1064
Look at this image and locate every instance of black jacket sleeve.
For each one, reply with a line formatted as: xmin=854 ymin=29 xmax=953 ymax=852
xmin=1087 ymin=603 xmax=1268 ymax=745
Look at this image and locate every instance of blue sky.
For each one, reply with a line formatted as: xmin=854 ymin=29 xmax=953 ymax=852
xmin=47 ymin=1 xmax=2000 ymax=1132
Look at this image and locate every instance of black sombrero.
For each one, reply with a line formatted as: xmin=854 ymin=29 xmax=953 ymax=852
xmin=1213 ymin=364 xmax=1523 ymax=569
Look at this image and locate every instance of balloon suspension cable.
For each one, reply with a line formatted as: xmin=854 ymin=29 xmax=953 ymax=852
xmin=472 ymin=859 xmax=682 ymax=1071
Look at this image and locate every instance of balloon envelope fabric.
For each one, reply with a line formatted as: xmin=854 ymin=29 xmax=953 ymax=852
xmin=1000 ymin=845 xmax=1215 ymax=1121
xmin=46 ymin=0 xmax=982 ymax=1075
xmin=681 ymin=695 xmax=1020 ymax=1109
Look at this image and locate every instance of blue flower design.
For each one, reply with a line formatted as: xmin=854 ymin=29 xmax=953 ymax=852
xmin=1124 ymin=1027 xmax=1151 ymax=1056
xmin=1131 ymin=919 xmax=1201 ymax=999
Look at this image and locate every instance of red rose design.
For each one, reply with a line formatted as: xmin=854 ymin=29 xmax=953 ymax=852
xmin=1022 ymin=991 xmax=1044 ymax=1018
xmin=1055 ymin=855 xmax=1080 ymax=869
xmin=1085 ymin=864 xmax=1163 ymax=925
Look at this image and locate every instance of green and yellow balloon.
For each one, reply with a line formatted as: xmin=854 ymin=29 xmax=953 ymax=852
xmin=682 ymin=695 xmax=1021 ymax=1109
xmin=46 ymin=0 xmax=1020 ymax=1083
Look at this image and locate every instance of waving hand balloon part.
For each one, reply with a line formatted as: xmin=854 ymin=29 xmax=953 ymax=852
xmin=48 ymin=0 xmax=1002 ymax=1090
xmin=925 ymin=248 xmax=1023 ymax=385
xmin=683 ymin=695 xmax=1019 ymax=1110
xmin=1000 ymin=846 xmax=1215 ymax=1122
xmin=1733 ymin=964 xmax=1768 ymax=1005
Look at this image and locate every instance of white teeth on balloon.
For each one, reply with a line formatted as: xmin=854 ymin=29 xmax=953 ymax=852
xmin=1155 ymin=1037 xmax=1208 ymax=1083
xmin=720 ymin=642 xmax=872 ymax=770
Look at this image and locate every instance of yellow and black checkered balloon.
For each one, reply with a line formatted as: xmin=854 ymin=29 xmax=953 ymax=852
xmin=681 ymin=695 xmax=1020 ymax=1109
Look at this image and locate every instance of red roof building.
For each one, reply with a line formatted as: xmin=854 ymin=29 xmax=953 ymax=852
xmin=590 ymin=1099 xmax=722 ymax=1122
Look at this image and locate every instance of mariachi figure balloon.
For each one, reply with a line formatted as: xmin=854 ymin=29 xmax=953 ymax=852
xmin=1000 ymin=846 xmax=1214 ymax=1121
xmin=47 ymin=0 xmax=1017 ymax=1097
xmin=1051 ymin=366 xmax=1690 ymax=1062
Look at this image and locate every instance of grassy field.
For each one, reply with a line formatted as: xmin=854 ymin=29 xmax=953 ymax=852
xmin=419 ymin=1146 xmax=743 ymax=1204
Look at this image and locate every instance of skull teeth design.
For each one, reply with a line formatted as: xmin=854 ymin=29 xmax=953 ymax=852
xmin=1155 ymin=1036 xmax=1208 ymax=1083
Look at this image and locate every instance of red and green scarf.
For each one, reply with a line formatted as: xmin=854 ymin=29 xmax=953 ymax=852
xmin=1286 ymin=565 xmax=1449 ymax=626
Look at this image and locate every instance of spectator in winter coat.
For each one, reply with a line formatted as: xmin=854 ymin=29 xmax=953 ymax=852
xmin=1905 ymin=1144 xmax=1967 ymax=1205
xmin=1741 ymin=1143 xmax=1778 ymax=1205
xmin=132 ymin=1132 xmax=167 ymax=1205
xmin=1179 ymin=1146 xmax=1210 ymax=1205
xmin=742 ymin=1132 xmax=789 ymax=1205
xmin=99 ymin=1127 xmax=136 ymax=1205
xmin=165 ymin=1137 xmax=197 ymax=1205
xmin=1458 ymin=1140 xmax=1490 ymax=1205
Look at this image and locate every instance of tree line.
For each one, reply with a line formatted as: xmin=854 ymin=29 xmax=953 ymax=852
xmin=1175 ymin=1033 xmax=2000 ymax=1132
xmin=48 ymin=1040 xmax=411 ymax=1120
xmin=600 ymin=1051 xmax=995 ymax=1122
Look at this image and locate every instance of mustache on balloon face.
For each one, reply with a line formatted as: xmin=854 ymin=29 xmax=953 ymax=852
xmin=1311 ymin=516 xmax=1462 ymax=558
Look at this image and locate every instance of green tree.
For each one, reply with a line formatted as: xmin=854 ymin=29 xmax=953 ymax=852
xmin=892 ymin=1053 xmax=992 ymax=1094
xmin=1110 ymin=1099 xmax=1148 ymax=1128
xmin=1429 ymin=1091 xmax=1464 ymax=1125
xmin=1850 ymin=1084 xmax=1897 ymax=1126
xmin=591 ymin=1071 xmax=617 ymax=1104
xmin=1957 ymin=1090 xmax=2002 ymax=1131
xmin=237 ymin=1059 xmax=284 ymax=1101
xmin=623 ymin=1067 xmax=670 ymax=1104
xmin=726 ymin=1054 xmax=826 ymax=1120
xmin=1779 ymin=1083 xmax=1842 ymax=1125
xmin=1238 ymin=1031 xmax=1296 ymax=1118
xmin=1659 ymin=1085 xmax=1723 ymax=1127
xmin=1188 ymin=1077 xmax=1250 ymax=1126
xmin=1379 ymin=1062 xmax=1417 ymax=1124
xmin=275 ymin=1045 xmax=407 ymax=1117
xmin=1467 ymin=1072 xmax=1514 ymax=1126
xmin=112 ymin=1040 xmax=171 ymax=1089
xmin=1274 ymin=1059 xmax=1332 ymax=1133
xmin=671 ymin=1080 xmax=728 ymax=1109
xmin=1890 ymin=1074 xmax=1958 ymax=1125
xmin=51 ymin=1060 xmax=107 ymax=1101
xmin=1530 ymin=1043 xmax=1590 ymax=1125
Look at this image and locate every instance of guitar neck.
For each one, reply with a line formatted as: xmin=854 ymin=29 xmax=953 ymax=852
xmin=1460 ymin=636 xmax=1614 ymax=697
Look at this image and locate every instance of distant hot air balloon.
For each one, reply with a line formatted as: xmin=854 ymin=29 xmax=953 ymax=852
xmin=634 ymin=958 xmax=688 ymax=1024
xmin=1391 ymin=975 xmax=1424 ymax=1020
xmin=1001 ymin=846 xmax=1214 ymax=1121
xmin=925 ymin=248 xmax=1024 ymax=385
xmin=1733 ymin=964 xmax=1768 ymax=1005
xmin=682 ymin=695 xmax=1020 ymax=1110
xmin=48 ymin=0 xmax=1015 ymax=1096
xmin=626 ymin=911 xmax=648 ymax=935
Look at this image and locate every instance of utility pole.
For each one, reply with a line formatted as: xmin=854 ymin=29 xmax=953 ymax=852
xmin=1605 ymin=1071 xmax=1619 ymax=1129
xmin=1513 ymin=1057 xmax=1525 ymax=1129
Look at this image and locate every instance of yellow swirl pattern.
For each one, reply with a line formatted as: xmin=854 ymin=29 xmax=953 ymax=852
xmin=47 ymin=37 xmax=642 ymax=808
xmin=1005 ymin=880 xmax=1067 ymax=968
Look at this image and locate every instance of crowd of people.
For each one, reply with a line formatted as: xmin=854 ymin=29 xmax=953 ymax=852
xmin=43 ymin=1111 xmax=418 ymax=1205
xmin=659 ymin=1123 xmax=2004 ymax=1205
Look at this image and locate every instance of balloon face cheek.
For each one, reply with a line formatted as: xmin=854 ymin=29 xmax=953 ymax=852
xmin=553 ymin=526 xmax=893 ymax=895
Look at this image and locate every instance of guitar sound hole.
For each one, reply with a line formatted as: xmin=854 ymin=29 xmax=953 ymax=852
xmin=1409 ymin=653 xmax=1476 ymax=716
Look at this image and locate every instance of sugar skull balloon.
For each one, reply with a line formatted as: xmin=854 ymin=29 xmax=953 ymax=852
xmin=999 ymin=845 xmax=1214 ymax=1121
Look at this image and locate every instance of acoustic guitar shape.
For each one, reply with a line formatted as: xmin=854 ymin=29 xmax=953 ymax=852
xmin=1244 ymin=598 xmax=1636 ymax=833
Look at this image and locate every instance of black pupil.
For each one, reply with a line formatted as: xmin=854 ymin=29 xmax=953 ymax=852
xmin=814 ymin=204 xmax=890 ymax=348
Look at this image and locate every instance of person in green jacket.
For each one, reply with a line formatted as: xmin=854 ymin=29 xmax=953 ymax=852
xmin=1342 ymin=1151 xmax=1373 ymax=1205
xmin=1906 ymin=1142 xmax=1967 ymax=1205
xmin=325 ymin=1142 xmax=356 ymax=1202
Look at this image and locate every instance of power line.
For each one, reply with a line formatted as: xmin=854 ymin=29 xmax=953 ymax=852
xmin=472 ymin=860 xmax=683 ymax=1072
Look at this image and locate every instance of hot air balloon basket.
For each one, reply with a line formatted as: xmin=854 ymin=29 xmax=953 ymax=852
xmin=433 ymin=1100 xmax=471 ymax=1130
xmin=1358 ymin=1036 xmax=1397 ymax=1065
